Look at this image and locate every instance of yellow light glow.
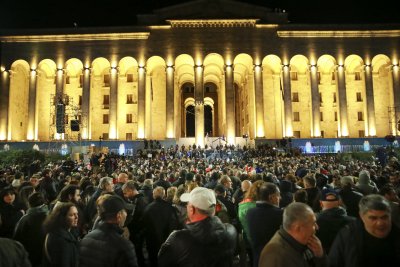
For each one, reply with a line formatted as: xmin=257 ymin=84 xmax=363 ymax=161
xmin=227 ymin=136 xmax=235 ymax=145
xmin=27 ymin=131 xmax=34 ymax=141
xmin=109 ymin=127 xmax=117 ymax=139
xmin=138 ymin=127 xmax=145 ymax=139
xmin=257 ymin=127 xmax=265 ymax=138
xmin=166 ymin=129 xmax=174 ymax=139
xmin=369 ymin=126 xmax=376 ymax=136
xmin=0 ymin=66 xmax=5 ymax=72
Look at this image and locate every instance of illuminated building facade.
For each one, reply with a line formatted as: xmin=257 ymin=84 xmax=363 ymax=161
xmin=1 ymin=0 xmax=400 ymax=147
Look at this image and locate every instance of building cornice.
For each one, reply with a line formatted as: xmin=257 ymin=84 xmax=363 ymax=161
xmin=277 ymin=30 xmax=400 ymax=38
xmin=0 ymin=32 xmax=150 ymax=43
xmin=167 ymin=19 xmax=258 ymax=28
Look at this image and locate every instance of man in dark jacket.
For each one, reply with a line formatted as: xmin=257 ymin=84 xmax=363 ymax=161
xmin=79 ymin=195 xmax=138 ymax=267
xmin=0 ymin=237 xmax=32 ymax=267
xmin=13 ymin=192 xmax=48 ymax=267
xmin=339 ymin=176 xmax=364 ymax=218
xmin=246 ymin=182 xmax=283 ymax=267
xmin=122 ymin=181 xmax=148 ymax=267
xmin=158 ymin=186 xmax=237 ymax=267
xmin=316 ymin=188 xmax=355 ymax=253
xmin=141 ymin=186 xmax=180 ymax=267
xmin=329 ymin=194 xmax=400 ymax=267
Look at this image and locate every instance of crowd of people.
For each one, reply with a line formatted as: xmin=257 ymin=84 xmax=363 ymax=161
xmin=0 ymin=144 xmax=400 ymax=267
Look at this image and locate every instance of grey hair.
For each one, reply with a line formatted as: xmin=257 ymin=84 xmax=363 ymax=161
xmin=196 ymin=206 xmax=215 ymax=217
xmin=98 ymin=177 xmax=113 ymax=190
xmin=359 ymin=194 xmax=391 ymax=215
xmin=283 ymin=202 xmax=314 ymax=231
xmin=153 ymin=186 xmax=165 ymax=199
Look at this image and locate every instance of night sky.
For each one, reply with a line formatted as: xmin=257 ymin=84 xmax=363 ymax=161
xmin=1 ymin=0 xmax=399 ymax=29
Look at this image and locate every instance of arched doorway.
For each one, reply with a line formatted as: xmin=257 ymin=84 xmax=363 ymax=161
xmin=204 ymin=105 xmax=213 ymax=136
xmin=185 ymin=105 xmax=195 ymax=137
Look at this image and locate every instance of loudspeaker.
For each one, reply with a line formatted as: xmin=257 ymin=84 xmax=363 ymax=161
xmin=56 ymin=104 xmax=65 ymax=133
xmin=71 ymin=120 xmax=80 ymax=131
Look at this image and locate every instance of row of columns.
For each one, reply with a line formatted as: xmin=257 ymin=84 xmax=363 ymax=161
xmin=1 ymin=62 xmax=400 ymax=142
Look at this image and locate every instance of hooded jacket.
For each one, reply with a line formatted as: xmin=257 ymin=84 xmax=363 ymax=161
xmin=158 ymin=216 xmax=237 ymax=267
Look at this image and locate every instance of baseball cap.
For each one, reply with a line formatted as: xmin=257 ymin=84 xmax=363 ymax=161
xmin=320 ymin=188 xmax=339 ymax=202
xmin=180 ymin=187 xmax=216 ymax=210
xmin=99 ymin=195 xmax=134 ymax=217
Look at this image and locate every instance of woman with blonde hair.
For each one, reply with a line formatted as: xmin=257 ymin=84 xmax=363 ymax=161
xmin=238 ymin=180 xmax=266 ymax=267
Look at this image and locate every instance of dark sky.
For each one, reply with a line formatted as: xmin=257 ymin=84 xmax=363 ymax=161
xmin=1 ymin=0 xmax=399 ymax=29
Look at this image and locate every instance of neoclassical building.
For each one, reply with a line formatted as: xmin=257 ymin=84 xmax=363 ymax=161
xmin=1 ymin=0 xmax=400 ymax=147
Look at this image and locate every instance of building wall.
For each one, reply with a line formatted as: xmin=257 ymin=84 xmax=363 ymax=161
xmin=1 ymin=22 xmax=400 ymax=143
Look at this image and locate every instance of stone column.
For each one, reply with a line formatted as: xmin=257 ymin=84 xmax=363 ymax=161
xmin=310 ymin=65 xmax=321 ymax=137
xmin=81 ymin=68 xmax=91 ymax=139
xmin=194 ymin=65 xmax=204 ymax=147
xmin=254 ymin=64 xmax=265 ymax=138
xmin=225 ymin=64 xmax=235 ymax=144
xmin=0 ymin=70 xmax=10 ymax=140
xmin=364 ymin=65 xmax=376 ymax=136
xmin=27 ymin=69 xmax=37 ymax=140
xmin=166 ymin=65 xmax=175 ymax=138
xmin=282 ymin=65 xmax=293 ymax=137
xmin=137 ymin=66 xmax=146 ymax=138
xmin=391 ymin=65 xmax=400 ymax=134
xmin=55 ymin=68 xmax=64 ymax=97
xmin=337 ymin=65 xmax=349 ymax=136
xmin=109 ymin=67 xmax=118 ymax=139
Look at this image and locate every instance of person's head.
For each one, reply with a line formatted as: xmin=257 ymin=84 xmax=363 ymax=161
xmin=166 ymin=186 xmax=177 ymax=203
xmin=294 ymin=189 xmax=308 ymax=203
xmin=181 ymin=187 xmax=216 ymax=222
xmin=340 ymin=176 xmax=355 ymax=188
xmin=153 ymin=186 xmax=165 ymax=200
xmin=44 ymin=202 xmax=78 ymax=232
xmin=1 ymin=187 xmax=16 ymax=204
xmin=379 ymin=184 xmax=399 ymax=202
xmin=214 ymin=184 xmax=226 ymax=197
xmin=320 ymin=188 xmax=340 ymax=210
xmin=98 ymin=195 xmax=132 ymax=227
xmin=29 ymin=174 xmax=40 ymax=187
xmin=303 ymin=174 xmax=316 ymax=189
xmin=58 ymin=184 xmax=80 ymax=204
xmin=219 ymin=175 xmax=233 ymax=189
xmin=117 ymin=173 xmax=128 ymax=184
xmin=358 ymin=170 xmax=371 ymax=185
xmin=283 ymin=202 xmax=318 ymax=245
xmin=122 ymin=181 xmax=138 ymax=200
xmin=259 ymin=182 xmax=281 ymax=207
xmin=241 ymin=180 xmax=252 ymax=193
xmin=389 ymin=172 xmax=399 ymax=185
xmin=99 ymin=177 xmax=114 ymax=192
xmin=244 ymin=180 xmax=265 ymax=201
xmin=359 ymin=194 xmax=392 ymax=238
xmin=28 ymin=192 xmax=46 ymax=208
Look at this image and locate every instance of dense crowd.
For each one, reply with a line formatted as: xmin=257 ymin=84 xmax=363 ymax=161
xmin=0 ymin=144 xmax=400 ymax=267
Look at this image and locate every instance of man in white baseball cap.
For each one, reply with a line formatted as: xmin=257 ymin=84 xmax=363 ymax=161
xmin=158 ymin=187 xmax=237 ymax=267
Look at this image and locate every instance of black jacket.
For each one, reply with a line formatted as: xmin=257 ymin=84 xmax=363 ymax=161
xmin=316 ymin=207 xmax=355 ymax=253
xmin=0 ymin=202 xmax=24 ymax=238
xmin=246 ymin=201 xmax=283 ymax=267
xmin=13 ymin=204 xmax=48 ymax=266
xmin=158 ymin=216 xmax=237 ymax=267
xmin=80 ymin=223 xmax=138 ymax=267
xmin=339 ymin=187 xmax=363 ymax=218
xmin=43 ymin=228 xmax=79 ymax=267
xmin=329 ymin=220 xmax=400 ymax=267
xmin=0 ymin=237 xmax=32 ymax=267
